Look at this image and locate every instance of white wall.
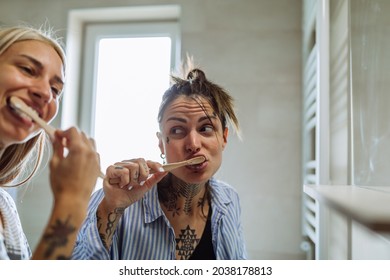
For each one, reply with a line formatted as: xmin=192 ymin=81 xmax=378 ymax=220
xmin=0 ymin=0 xmax=304 ymax=259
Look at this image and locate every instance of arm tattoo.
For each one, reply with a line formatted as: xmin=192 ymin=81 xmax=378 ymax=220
xmin=42 ymin=215 xmax=76 ymax=259
xmin=97 ymin=207 xmax=124 ymax=249
xmin=106 ymin=207 xmax=124 ymax=237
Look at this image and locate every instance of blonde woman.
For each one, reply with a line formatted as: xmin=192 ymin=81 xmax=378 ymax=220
xmin=0 ymin=26 xmax=100 ymax=259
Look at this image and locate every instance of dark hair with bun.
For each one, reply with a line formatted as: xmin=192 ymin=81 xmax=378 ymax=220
xmin=157 ymin=58 xmax=239 ymax=135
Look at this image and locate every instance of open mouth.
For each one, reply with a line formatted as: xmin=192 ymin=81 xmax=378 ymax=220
xmin=186 ymin=159 xmax=207 ymax=171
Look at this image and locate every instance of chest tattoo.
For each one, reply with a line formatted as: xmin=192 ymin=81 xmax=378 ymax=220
xmin=175 ymin=225 xmax=200 ymax=260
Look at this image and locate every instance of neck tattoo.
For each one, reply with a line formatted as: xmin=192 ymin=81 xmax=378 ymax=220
xmin=158 ymin=175 xmax=206 ymax=217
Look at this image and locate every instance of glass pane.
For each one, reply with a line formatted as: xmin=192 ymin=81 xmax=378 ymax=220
xmin=351 ymin=0 xmax=390 ymax=185
xmin=94 ymin=37 xmax=171 ymax=172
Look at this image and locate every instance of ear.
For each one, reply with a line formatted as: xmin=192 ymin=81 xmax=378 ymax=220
xmin=156 ymin=132 xmax=164 ymax=154
xmin=222 ymin=127 xmax=228 ymax=150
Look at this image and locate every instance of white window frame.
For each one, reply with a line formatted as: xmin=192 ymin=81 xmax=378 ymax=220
xmin=80 ymin=22 xmax=179 ymax=135
xmin=62 ymin=5 xmax=181 ymax=132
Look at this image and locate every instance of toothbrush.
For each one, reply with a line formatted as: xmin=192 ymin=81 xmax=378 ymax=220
xmin=9 ymin=96 xmax=106 ymax=179
xmin=9 ymin=96 xmax=56 ymax=140
xmin=108 ymin=155 xmax=206 ymax=185
xmin=160 ymin=156 xmax=206 ymax=172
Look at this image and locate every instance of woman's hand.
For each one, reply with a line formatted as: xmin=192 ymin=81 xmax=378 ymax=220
xmin=32 ymin=127 xmax=101 ymax=259
xmin=49 ymin=127 xmax=100 ymax=206
xmin=102 ymin=158 xmax=167 ymax=209
xmin=94 ymin=158 xmax=167 ymax=250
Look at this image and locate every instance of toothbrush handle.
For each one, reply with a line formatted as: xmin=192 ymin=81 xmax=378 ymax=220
xmin=107 ymin=162 xmax=186 ymax=185
xmin=34 ymin=117 xmax=56 ymax=140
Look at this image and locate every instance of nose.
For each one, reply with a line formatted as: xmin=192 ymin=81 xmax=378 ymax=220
xmin=185 ymin=131 xmax=201 ymax=154
xmin=30 ymin=79 xmax=52 ymax=104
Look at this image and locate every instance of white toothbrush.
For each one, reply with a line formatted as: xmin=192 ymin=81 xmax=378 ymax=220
xmin=9 ymin=96 xmax=56 ymax=140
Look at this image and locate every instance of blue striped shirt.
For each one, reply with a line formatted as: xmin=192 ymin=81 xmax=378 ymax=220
xmin=72 ymin=177 xmax=247 ymax=260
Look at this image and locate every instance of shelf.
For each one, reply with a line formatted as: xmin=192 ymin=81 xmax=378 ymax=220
xmin=304 ymin=184 xmax=390 ymax=232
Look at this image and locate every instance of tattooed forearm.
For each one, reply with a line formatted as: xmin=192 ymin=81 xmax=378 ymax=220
xmin=97 ymin=207 xmax=125 ymax=250
xmin=42 ymin=215 xmax=76 ymax=259
xmin=106 ymin=207 xmax=124 ymax=237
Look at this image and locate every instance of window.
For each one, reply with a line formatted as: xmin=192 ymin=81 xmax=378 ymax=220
xmin=93 ymin=36 xmax=170 ymax=168
xmin=82 ymin=22 xmax=178 ymax=171
xmin=63 ymin=6 xmax=180 ymax=176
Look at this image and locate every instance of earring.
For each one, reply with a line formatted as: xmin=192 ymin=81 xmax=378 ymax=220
xmin=160 ymin=153 xmax=166 ymax=164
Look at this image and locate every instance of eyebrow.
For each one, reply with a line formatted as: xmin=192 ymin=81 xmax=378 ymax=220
xmin=20 ymin=54 xmax=64 ymax=86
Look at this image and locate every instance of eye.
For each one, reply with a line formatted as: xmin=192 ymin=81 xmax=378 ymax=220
xmin=200 ymin=124 xmax=215 ymax=134
xmin=170 ymin=127 xmax=185 ymax=135
xmin=168 ymin=126 xmax=187 ymax=139
xmin=19 ymin=65 xmax=35 ymax=76
xmin=51 ymin=86 xmax=61 ymax=97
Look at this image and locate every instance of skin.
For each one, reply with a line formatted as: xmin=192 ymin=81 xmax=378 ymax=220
xmin=0 ymin=40 xmax=100 ymax=259
xmin=158 ymin=95 xmax=228 ymax=184
xmin=100 ymin=95 xmax=228 ymax=259
xmin=0 ymin=40 xmax=62 ymax=149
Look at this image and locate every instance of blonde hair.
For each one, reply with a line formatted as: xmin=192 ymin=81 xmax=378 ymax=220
xmin=0 ymin=25 xmax=66 ymax=71
xmin=0 ymin=25 xmax=66 ymax=187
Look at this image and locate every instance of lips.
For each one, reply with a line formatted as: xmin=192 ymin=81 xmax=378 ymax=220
xmin=186 ymin=164 xmax=204 ymax=171
xmin=185 ymin=158 xmax=207 ymax=171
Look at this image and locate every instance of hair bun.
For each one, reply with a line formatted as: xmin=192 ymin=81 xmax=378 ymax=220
xmin=187 ymin=68 xmax=206 ymax=82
